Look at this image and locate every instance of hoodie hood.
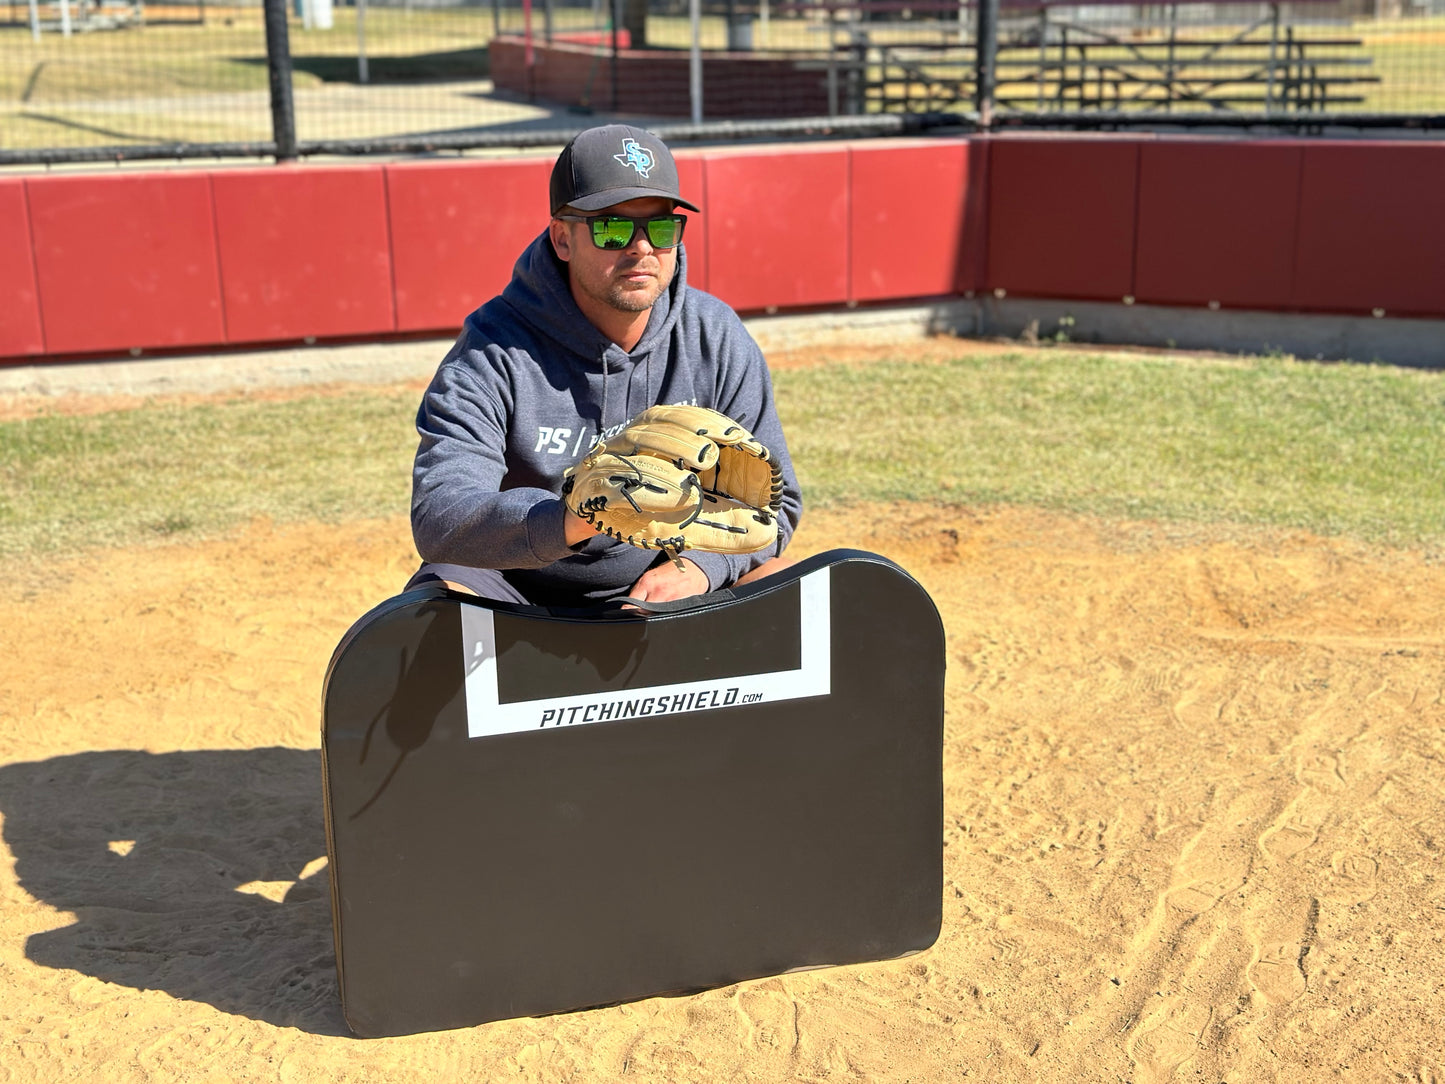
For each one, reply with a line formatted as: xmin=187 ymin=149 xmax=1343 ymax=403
xmin=495 ymin=230 xmax=691 ymax=433
xmin=499 ymin=230 xmax=689 ymax=371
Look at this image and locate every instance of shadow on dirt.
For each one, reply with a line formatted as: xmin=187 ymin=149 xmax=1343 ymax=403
xmin=0 ymin=747 xmax=348 ymax=1036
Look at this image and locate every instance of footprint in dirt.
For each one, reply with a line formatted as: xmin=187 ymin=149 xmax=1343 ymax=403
xmin=1245 ymin=898 xmax=1318 ymax=1007
xmin=1258 ymin=804 xmax=1327 ymax=862
xmin=1247 ymin=940 xmax=1309 ymax=1006
xmin=1324 ymin=851 xmax=1379 ymax=905
xmin=988 ymin=932 xmax=1027 ymax=964
xmin=1169 ymin=685 xmax=1218 ymax=730
xmin=1164 ymin=870 xmax=1245 ymax=915
xmin=734 ymin=979 xmax=801 ymax=1057
xmin=1126 ymin=1000 xmax=1212 ymax=1083
xmin=1296 ymin=751 xmax=1347 ymax=792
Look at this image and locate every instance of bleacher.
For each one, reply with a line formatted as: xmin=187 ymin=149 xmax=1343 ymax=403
xmin=804 ymin=0 xmax=1379 ymax=115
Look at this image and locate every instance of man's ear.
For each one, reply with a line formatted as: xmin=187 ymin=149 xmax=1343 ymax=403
xmin=549 ymin=218 xmax=572 ymax=262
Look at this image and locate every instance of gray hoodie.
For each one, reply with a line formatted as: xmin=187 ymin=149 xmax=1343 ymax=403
xmin=411 ymin=231 xmax=803 ymax=604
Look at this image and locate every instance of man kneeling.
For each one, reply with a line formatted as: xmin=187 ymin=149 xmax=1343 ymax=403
xmin=406 ymin=124 xmax=800 ymax=608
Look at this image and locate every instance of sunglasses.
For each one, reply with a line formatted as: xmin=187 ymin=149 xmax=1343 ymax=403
xmin=556 ymin=213 xmax=688 ymax=251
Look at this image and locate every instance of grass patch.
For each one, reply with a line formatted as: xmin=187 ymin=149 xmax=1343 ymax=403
xmin=2 ymin=346 xmax=1443 ymax=562
xmin=0 ymin=386 xmax=419 ymax=559
xmin=777 ymin=349 xmax=1445 ymax=548
xmin=0 ymin=8 xmax=501 ymax=148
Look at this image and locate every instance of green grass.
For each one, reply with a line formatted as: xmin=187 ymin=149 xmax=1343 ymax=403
xmin=0 ymin=7 xmax=506 ymax=148
xmin=2 ymin=346 xmax=1443 ymax=563
xmin=0 ymin=386 xmax=420 ymax=558
xmin=776 ymin=349 xmax=1445 ymax=549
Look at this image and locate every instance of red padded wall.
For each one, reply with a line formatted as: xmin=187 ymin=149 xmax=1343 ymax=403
xmin=1134 ymin=141 xmax=1303 ymax=310
xmin=26 ymin=173 xmax=223 ymax=356
xmin=1292 ymin=142 xmax=1445 ymax=317
xmin=386 ymin=153 xmax=709 ymax=331
xmin=386 ymin=157 xmax=552 ymax=333
xmin=212 ymin=166 xmax=395 ymax=344
xmin=850 ymin=139 xmax=970 ymax=303
xmin=0 ymin=179 xmax=43 ymax=358
xmin=956 ymin=140 xmax=990 ymax=296
xmin=701 ymin=145 xmax=849 ymax=313
xmin=986 ymin=138 xmax=1139 ymax=301
xmin=12 ymin=137 xmax=1445 ymax=364
xmin=674 ymin=153 xmax=708 ymax=295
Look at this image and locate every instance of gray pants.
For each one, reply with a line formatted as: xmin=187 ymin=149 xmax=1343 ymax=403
xmin=404 ymin=563 xmax=533 ymax=605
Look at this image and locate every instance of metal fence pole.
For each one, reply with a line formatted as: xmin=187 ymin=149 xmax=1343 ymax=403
xmin=263 ymin=0 xmax=298 ymax=161
xmin=974 ymin=0 xmax=1000 ymax=126
xmin=1164 ymin=3 xmax=1178 ymax=114
xmin=611 ymin=0 xmax=620 ymax=112
xmin=689 ymin=0 xmax=703 ymax=125
xmin=826 ymin=6 xmax=838 ymax=117
xmin=358 ymin=0 xmax=370 ymax=85
xmin=1266 ymin=2 xmax=1280 ymax=114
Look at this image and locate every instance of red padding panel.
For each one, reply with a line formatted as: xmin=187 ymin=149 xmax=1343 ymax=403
xmin=850 ymin=139 xmax=970 ymax=303
xmin=1292 ymin=143 xmax=1445 ymax=317
xmin=387 ymin=154 xmax=709 ymax=331
xmin=387 ymin=156 xmax=552 ymax=333
xmin=26 ymin=173 xmax=223 ymax=356
xmin=1135 ymin=141 xmax=1302 ymax=310
xmin=986 ymin=139 xmax=1139 ymax=302
xmin=675 ymin=153 xmax=708 ymax=295
xmin=702 ymin=145 xmax=849 ymax=313
xmin=212 ymin=166 xmax=395 ymax=344
xmin=0 ymin=180 xmax=43 ymax=357
xmin=957 ymin=140 xmax=991 ymax=296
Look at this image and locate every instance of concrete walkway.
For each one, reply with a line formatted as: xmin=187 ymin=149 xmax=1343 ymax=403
xmin=0 ymin=302 xmax=977 ymax=401
xmin=3 ymin=298 xmax=1440 ymax=403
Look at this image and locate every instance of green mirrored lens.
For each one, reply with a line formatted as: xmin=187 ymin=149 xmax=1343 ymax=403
xmin=645 ymin=217 xmax=683 ymax=248
xmin=592 ymin=218 xmax=636 ymax=249
xmin=581 ymin=215 xmax=683 ymax=250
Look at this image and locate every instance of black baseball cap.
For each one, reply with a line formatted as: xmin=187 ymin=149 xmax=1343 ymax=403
xmin=549 ymin=125 xmax=700 ymax=216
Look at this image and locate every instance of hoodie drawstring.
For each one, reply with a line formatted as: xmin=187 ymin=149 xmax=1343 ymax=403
xmin=600 ymin=349 xmax=610 ymax=435
xmin=598 ymin=348 xmax=656 ymax=439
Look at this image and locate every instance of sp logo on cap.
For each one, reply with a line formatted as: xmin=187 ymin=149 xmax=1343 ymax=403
xmin=614 ymin=138 xmax=655 ymax=178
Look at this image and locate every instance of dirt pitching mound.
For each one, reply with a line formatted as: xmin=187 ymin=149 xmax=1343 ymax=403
xmin=1 ymin=504 xmax=1441 ymax=1082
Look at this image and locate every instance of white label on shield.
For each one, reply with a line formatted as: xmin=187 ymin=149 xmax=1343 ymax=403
xmin=461 ymin=568 xmax=830 ymax=739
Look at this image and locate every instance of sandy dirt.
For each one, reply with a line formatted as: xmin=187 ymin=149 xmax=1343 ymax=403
xmin=2 ymin=492 xmax=1444 ymax=1080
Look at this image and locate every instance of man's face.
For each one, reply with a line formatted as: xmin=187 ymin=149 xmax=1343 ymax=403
xmin=550 ymin=196 xmax=680 ymax=317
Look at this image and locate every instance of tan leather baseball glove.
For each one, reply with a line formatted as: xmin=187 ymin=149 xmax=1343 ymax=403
xmin=561 ymin=404 xmax=783 ymax=563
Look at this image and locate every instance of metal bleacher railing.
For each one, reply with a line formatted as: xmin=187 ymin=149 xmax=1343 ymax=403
xmin=2 ymin=0 xmax=1442 ymax=166
xmin=815 ymin=0 xmax=1445 ymax=124
xmin=822 ymin=1 xmax=1383 ymax=114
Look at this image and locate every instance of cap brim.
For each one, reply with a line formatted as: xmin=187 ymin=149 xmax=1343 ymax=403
xmin=566 ymin=187 xmax=701 ymax=214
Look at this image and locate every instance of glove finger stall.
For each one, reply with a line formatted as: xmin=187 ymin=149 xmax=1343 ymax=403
xmin=609 ymin=419 xmax=720 ymax=472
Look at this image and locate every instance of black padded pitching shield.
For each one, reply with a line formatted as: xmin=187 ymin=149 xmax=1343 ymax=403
xmin=321 ymin=549 xmax=945 ymax=1038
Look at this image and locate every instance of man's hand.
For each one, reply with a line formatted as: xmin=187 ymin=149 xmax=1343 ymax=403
xmin=627 ymin=558 xmax=709 ymax=605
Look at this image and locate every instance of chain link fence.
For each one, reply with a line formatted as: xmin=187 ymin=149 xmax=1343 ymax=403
xmin=840 ymin=0 xmax=1445 ymax=123
xmin=2 ymin=0 xmax=1442 ymax=165
xmin=2 ymin=0 xmax=579 ymax=161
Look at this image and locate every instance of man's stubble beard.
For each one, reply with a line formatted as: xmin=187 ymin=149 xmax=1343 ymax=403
xmin=600 ymin=260 xmax=675 ymax=314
